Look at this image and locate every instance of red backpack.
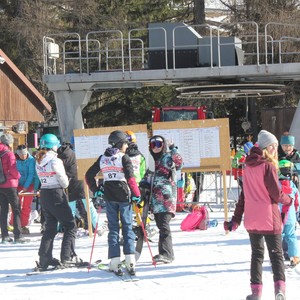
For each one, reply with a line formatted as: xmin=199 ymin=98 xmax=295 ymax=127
xmin=180 ymin=205 xmax=209 ymax=231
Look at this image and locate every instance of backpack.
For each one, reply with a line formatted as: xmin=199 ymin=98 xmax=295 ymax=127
xmin=180 ymin=205 xmax=209 ymax=231
xmin=198 ymin=206 xmax=209 ymax=230
xmin=0 ymin=150 xmax=9 ymax=184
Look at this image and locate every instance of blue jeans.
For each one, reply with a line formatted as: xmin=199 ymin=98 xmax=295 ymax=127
xmin=106 ymin=201 xmax=135 ymax=259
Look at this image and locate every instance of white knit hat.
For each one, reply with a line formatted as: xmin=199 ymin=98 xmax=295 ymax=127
xmin=257 ymin=130 xmax=278 ymax=150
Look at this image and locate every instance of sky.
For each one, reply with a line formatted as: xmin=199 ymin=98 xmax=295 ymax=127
xmin=1 ymin=179 xmax=299 ymax=300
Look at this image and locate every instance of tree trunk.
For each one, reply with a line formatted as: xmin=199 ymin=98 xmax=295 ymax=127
xmin=193 ymin=0 xmax=205 ymax=35
xmin=194 ymin=0 xmax=205 ymax=24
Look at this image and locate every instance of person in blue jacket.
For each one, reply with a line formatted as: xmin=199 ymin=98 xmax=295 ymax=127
xmin=10 ymin=145 xmax=40 ymax=234
xmin=278 ymin=159 xmax=300 ymax=267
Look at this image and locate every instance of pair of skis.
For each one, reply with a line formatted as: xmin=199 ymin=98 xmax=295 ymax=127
xmin=25 ymin=259 xmax=98 ymax=276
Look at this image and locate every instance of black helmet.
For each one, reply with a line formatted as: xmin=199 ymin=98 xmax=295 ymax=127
xmin=108 ymin=130 xmax=128 ymax=147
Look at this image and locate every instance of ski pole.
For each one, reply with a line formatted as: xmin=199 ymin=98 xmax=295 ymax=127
xmin=134 ymin=204 xmax=157 ymax=267
xmin=88 ymin=204 xmax=102 ymax=272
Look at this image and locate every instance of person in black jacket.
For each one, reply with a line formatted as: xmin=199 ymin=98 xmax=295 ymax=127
xmin=57 ymin=142 xmax=102 ymax=235
xmin=85 ymin=130 xmax=141 ymax=275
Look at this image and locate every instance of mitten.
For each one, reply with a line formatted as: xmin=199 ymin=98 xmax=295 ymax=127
xmin=223 ymin=219 xmax=239 ymax=232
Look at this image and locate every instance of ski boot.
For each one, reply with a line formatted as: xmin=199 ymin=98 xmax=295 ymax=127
xmin=153 ymin=254 xmax=174 ymax=264
xmin=97 ymin=222 xmax=108 ymax=236
xmin=125 ymin=254 xmax=136 ymax=275
xmin=61 ymin=255 xmax=86 ymax=268
xmin=1 ymin=236 xmax=13 ymax=244
xmin=21 ymin=227 xmax=30 ymax=234
xmin=36 ymin=257 xmax=62 ymax=271
xmin=14 ymin=237 xmax=27 ymax=244
xmin=109 ymin=257 xmax=124 ymax=276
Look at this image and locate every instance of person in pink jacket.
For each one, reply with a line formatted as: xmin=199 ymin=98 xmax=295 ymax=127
xmin=0 ymin=133 xmax=25 ymax=243
xmin=224 ymin=130 xmax=292 ymax=300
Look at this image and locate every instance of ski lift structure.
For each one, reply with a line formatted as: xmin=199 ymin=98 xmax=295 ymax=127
xmin=42 ymin=21 xmax=300 ymax=145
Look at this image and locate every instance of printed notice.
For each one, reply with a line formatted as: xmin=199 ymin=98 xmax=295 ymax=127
xmin=199 ymin=127 xmax=220 ymax=158
xmin=74 ymin=132 xmax=149 ymax=161
xmin=74 ymin=135 xmax=109 ymax=159
xmin=154 ymin=128 xmax=201 ymax=168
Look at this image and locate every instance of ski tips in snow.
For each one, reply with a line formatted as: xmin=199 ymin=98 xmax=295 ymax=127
xmin=97 ymin=263 xmax=139 ymax=282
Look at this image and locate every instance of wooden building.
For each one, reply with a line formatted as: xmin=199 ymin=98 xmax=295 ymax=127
xmin=261 ymin=107 xmax=296 ymax=139
xmin=0 ymin=49 xmax=51 ymax=148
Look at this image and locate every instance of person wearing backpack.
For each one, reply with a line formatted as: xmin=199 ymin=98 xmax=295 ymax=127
xmin=0 ymin=133 xmax=25 ymax=244
xmin=149 ymin=135 xmax=183 ymax=264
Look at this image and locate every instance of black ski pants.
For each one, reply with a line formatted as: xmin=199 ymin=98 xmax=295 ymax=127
xmin=0 ymin=187 xmax=21 ymax=239
xmin=154 ymin=212 xmax=174 ymax=259
xmin=249 ymin=232 xmax=285 ymax=284
xmin=39 ymin=188 xmax=77 ymax=265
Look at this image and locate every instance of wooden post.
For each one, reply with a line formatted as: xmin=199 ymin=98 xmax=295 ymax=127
xmin=84 ymin=181 xmax=93 ymax=238
xmin=222 ymin=170 xmax=228 ymax=224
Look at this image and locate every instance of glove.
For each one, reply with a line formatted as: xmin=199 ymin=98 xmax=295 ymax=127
xmin=132 ymin=196 xmax=141 ymax=205
xmin=282 ymin=204 xmax=290 ymax=214
xmin=94 ymin=190 xmax=104 ymax=198
xmin=223 ymin=219 xmax=239 ymax=232
xmin=139 ymin=179 xmax=151 ymax=189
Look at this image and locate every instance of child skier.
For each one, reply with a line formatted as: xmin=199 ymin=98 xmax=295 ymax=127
xmin=85 ymin=130 xmax=141 ymax=275
xmin=278 ymin=134 xmax=300 ymax=188
xmin=35 ymin=134 xmax=77 ymax=269
xmin=125 ymin=130 xmax=157 ymax=242
xmin=278 ymin=159 xmax=300 ymax=267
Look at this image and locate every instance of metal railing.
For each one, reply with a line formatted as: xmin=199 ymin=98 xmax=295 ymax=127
xmin=43 ymin=22 xmax=300 ymax=76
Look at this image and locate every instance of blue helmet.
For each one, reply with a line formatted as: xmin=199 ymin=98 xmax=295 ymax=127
xmin=40 ymin=133 xmax=60 ymax=150
xmin=244 ymin=142 xmax=254 ymax=155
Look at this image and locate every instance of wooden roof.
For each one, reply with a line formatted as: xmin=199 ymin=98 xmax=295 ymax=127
xmin=0 ymin=49 xmax=51 ymax=122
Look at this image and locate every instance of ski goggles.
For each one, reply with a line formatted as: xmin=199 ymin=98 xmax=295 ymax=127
xmin=150 ymin=140 xmax=163 ymax=149
xmin=126 ymin=135 xmax=134 ymax=142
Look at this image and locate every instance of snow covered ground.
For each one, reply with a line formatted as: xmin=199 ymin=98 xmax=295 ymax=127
xmin=1 ymin=207 xmax=299 ymax=300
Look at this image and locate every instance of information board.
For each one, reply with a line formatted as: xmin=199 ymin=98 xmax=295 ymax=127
xmin=73 ymin=124 xmax=148 ymax=179
xmin=152 ymin=118 xmax=231 ymax=172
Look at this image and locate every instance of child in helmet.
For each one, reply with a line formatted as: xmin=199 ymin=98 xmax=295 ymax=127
xmin=125 ymin=130 xmax=157 ymax=244
xmin=35 ymin=134 xmax=77 ymax=270
xmin=278 ymin=134 xmax=300 ymax=188
xmin=231 ymin=141 xmax=254 ymax=188
xmin=184 ymin=173 xmax=196 ymax=203
xmin=278 ymin=159 xmax=300 ymax=267
xmin=85 ymin=130 xmax=141 ymax=275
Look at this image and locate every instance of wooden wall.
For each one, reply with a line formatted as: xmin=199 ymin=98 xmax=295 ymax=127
xmin=261 ymin=107 xmax=296 ymax=139
xmin=0 ymin=69 xmax=45 ymax=121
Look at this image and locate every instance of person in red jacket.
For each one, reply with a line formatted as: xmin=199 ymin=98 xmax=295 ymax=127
xmin=0 ymin=133 xmax=25 ymax=243
xmin=224 ymin=130 xmax=292 ymax=300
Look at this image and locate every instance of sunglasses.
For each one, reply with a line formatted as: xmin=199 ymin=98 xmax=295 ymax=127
xmin=150 ymin=140 xmax=163 ymax=149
